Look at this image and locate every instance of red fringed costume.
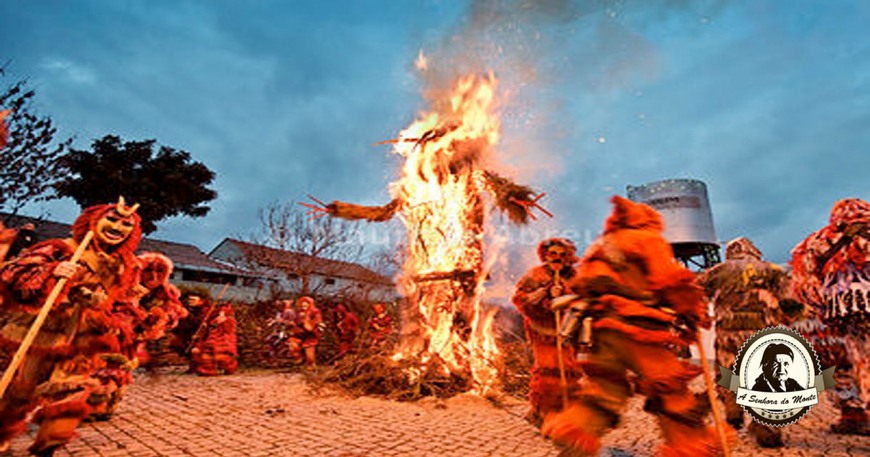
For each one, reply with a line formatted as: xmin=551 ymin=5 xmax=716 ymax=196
xmin=511 ymin=238 xmax=583 ymax=426
xmin=367 ymin=303 xmax=394 ymax=350
xmin=190 ymin=300 xmax=238 ymax=376
xmin=88 ymin=252 xmax=188 ymax=420
xmin=790 ymin=197 xmax=870 ymax=435
xmin=542 ymin=196 xmax=727 ymax=457
xmin=0 ymin=201 xmax=142 ymax=455
xmin=334 ymin=304 xmax=360 ymax=359
xmin=135 ymin=252 xmax=187 ymax=345
xmin=292 ymin=296 xmax=322 ymax=369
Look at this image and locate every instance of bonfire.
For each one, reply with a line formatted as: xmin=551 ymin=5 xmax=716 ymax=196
xmin=306 ymin=70 xmax=547 ymax=398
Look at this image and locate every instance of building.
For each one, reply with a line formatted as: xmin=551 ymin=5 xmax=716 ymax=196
xmin=137 ymin=238 xmax=260 ymax=302
xmin=209 ymin=238 xmax=397 ymax=303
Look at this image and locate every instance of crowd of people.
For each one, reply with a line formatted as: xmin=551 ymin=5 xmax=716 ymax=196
xmin=510 ymin=196 xmax=869 ymax=456
xmin=0 ymin=199 xmax=398 ymax=455
xmin=263 ymin=296 xmax=396 ymax=370
xmin=0 ymin=161 xmax=865 ymax=455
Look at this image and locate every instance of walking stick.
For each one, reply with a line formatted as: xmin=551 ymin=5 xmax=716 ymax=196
xmin=553 ymin=271 xmax=569 ymax=409
xmin=0 ymin=230 xmax=95 ymax=399
xmin=184 ymin=283 xmax=231 ymax=355
xmin=696 ymin=333 xmax=731 ymax=457
xmin=555 ymin=309 xmax=569 ymax=409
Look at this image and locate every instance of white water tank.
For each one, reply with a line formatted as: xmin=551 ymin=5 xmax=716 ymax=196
xmin=626 ymin=178 xmax=720 ymax=269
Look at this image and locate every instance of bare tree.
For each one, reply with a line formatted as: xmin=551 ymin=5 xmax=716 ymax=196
xmin=246 ymin=201 xmax=366 ymax=296
xmin=0 ymin=65 xmax=72 ymax=216
xmin=367 ymin=244 xmax=404 ymax=279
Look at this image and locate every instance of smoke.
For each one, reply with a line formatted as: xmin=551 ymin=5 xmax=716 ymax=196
xmin=416 ymin=0 xmax=733 ymax=173
xmin=408 ymin=0 xmax=725 ymax=291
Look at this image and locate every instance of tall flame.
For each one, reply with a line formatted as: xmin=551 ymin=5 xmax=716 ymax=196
xmin=389 ymin=73 xmax=501 ymax=394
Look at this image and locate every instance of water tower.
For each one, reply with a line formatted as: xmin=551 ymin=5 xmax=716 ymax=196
xmin=626 ymin=178 xmax=721 ymax=270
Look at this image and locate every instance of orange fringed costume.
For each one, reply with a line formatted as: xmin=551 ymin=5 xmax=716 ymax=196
xmin=367 ymin=303 xmax=394 ymax=351
xmin=89 ymin=252 xmax=188 ymax=420
xmin=335 ymin=304 xmax=360 ymax=359
xmin=0 ymin=202 xmax=142 ymax=455
xmin=511 ymin=238 xmax=583 ymax=426
xmin=135 ymin=252 xmax=188 ymax=345
xmin=542 ymin=196 xmax=727 ymax=457
xmin=190 ymin=301 xmax=238 ymax=376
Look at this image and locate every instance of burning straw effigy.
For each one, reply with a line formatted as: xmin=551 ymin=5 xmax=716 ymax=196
xmin=304 ymin=71 xmax=546 ymax=399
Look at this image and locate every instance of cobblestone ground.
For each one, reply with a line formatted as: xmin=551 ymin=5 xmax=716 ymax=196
xmin=5 ymin=367 xmax=869 ymax=457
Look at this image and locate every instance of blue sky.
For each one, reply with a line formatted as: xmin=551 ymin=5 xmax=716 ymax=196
xmin=1 ymin=0 xmax=868 ymax=267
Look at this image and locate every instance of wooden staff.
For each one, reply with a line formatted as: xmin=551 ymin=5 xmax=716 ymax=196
xmin=184 ymin=283 xmax=231 ymax=355
xmin=553 ymin=270 xmax=569 ymax=409
xmin=696 ymin=333 xmax=731 ymax=457
xmin=0 ymin=230 xmax=95 ymax=399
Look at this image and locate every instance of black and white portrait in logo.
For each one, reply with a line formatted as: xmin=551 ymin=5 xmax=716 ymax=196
xmin=750 ymin=342 xmax=807 ymax=393
xmin=742 ymin=337 xmax=813 ymax=397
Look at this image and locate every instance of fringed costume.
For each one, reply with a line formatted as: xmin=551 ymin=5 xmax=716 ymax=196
xmin=88 ymin=252 xmax=187 ymax=420
xmin=697 ymin=237 xmax=797 ymax=447
xmin=292 ymin=297 xmax=322 ymax=369
xmin=366 ymin=303 xmax=394 ymax=351
xmin=334 ymin=304 xmax=360 ymax=359
xmin=542 ymin=196 xmax=727 ymax=457
xmin=135 ymin=253 xmax=187 ymax=345
xmin=190 ymin=301 xmax=238 ymax=376
xmin=511 ymin=238 xmax=583 ymax=427
xmin=0 ymin=201 xmax=142 ymax=455
xmin=790 ymin=198 xmax=870 ymax=435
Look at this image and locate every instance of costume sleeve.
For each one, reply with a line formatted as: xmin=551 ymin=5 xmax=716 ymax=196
xmin=511 ymin=269 xmax=555 ymax=324
xmin=0 ymin=241 xmax=70 ymax=308
xmin=790 ymin=232 xmax=826 ymax=306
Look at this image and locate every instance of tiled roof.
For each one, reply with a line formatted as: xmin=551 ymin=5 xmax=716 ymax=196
xmin=215 ymin=238 xmax=393 ymax=286
xmin=138 ymin=238 xmax=251 ymax=275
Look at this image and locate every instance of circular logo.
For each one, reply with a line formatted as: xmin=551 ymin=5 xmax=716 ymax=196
xmin=732 ymin=326 xmax=821 ymax=427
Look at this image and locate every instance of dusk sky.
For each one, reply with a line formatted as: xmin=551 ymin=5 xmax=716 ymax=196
xmin=1 ymin=0 xmax=868 ymax=268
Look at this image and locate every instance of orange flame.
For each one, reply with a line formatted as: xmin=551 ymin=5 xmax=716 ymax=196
xmin=388 ymin=73 xmax=501 ymax=394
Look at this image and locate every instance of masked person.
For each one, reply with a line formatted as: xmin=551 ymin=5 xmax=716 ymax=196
xmin=791 ymin=198 xmax=870 ymax=436
xmin=511 ymin=238 xmax=583 ymax=427
xmin=542 ymin=196 xmax=727 ymax=457
xmin=88 ymin=252 xmax=188 ymax=421
xmin=367 ymin=302 xmax=394 ymax=351
xmin=186 ymin=291 xmax=238 ymax=376
xmin=697 ymin=237 xmax=799 ymax=447
xmin=134 ymin=252 xmax=187 ymax=345
xmin=334 ymin=303 xmax=360 ymax=359
xmin=0 ymin=198 xmax=142 ymax=456
xmin=293 ymin=296 xmax=322 ymax=370
xmin=265 ymin=299 xmax=298 ymax=361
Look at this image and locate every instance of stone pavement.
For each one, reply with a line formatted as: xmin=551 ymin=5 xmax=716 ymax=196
xmin=5 ymin=367 xmax=869 ymax=457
